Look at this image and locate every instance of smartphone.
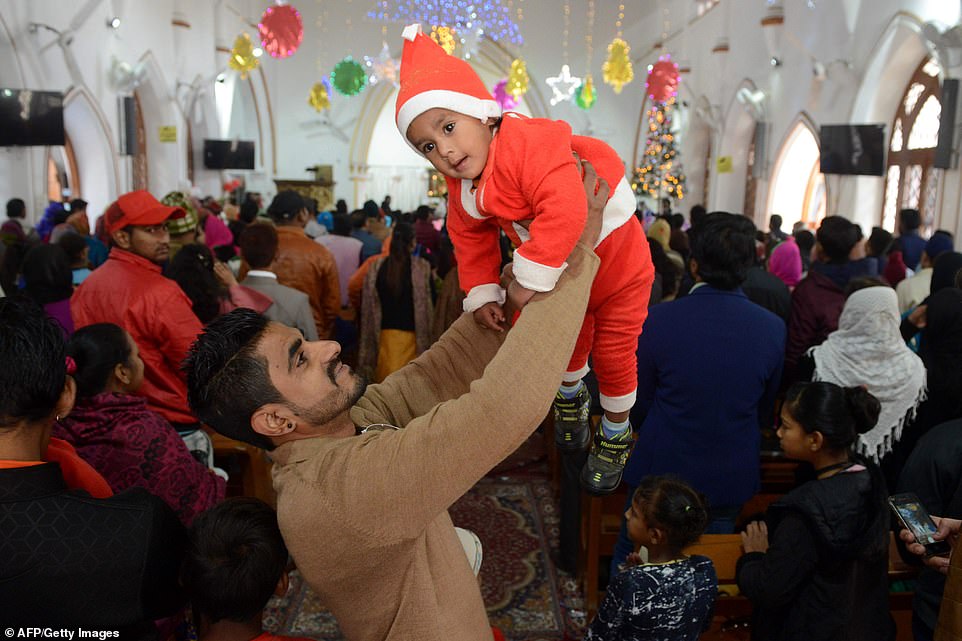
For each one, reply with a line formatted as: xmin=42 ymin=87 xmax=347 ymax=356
xmin=889 ymin=493 xmax=952 ymax=558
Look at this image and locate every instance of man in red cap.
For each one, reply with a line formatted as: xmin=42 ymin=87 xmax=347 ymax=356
xmin=72 ymin=190 xmax=204 ymax=429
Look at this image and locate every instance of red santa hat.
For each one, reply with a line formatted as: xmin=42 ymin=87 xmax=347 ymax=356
xmin=395 ymin=24 xmax=501 ymax=151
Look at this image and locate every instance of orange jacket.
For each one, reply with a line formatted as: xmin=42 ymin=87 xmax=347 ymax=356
xmin=272 ymin=226 xmax=341 ymax=339
xmin=71 ymin=248 xmax=203 ymax=424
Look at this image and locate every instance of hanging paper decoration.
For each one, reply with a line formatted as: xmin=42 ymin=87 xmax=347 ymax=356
xmin=258 ymin=4 xmax=304 ymax=59
xmin=645 ymin=56 xmax=680 ymax=103
xmin=602 ymin=38 xmax=634 ymax=93
xmin=308 ymin=82 xmax=331 ymax=112
xmin=228 ymin=33 xmax=260 ymax=79
xmin=364 ymin=42 xmax=400 ymax=86
xmin=430 ymin=26 xmax=458 ymax=55
xmin=506 ymin=58 xmax=530 ymax=99
xmin=575 ymin=74 xmax=597 ymax=110
xmin=492 ymin=79 xmax=519 ymax=110
xmin=575 ymin=75 xmax=596 ymax=110
xmin=546 ymin=64 xmax=582 ymax=106
xmin=331 ymin=57 xmax=368 ymax=96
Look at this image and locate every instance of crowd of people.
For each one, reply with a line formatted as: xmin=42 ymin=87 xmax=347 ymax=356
xmin=3 ymin=25 xmax=962 ymax=641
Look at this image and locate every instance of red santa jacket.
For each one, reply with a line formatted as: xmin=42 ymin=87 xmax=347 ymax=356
xmin=446 ymin=112 xmax=637 ymax=311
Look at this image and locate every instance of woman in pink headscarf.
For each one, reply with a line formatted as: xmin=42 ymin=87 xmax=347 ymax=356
xmin=768 ymin=236 xmax=802 ymax=289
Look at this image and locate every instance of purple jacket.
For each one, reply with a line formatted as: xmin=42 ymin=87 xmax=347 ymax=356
xmin=52 ymin=392 xmax=225 ymax=525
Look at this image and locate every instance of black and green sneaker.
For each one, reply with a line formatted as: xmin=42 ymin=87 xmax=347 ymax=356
xmin=580 ymin=424 xmax=633 ymax=495
xmin=553 ymin=384 xmax=591 ymax=452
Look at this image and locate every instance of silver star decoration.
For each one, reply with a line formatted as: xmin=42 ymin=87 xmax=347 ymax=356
xmin=546 ymin=64 xmax=582 ymax=106
xmin=364 ymin=42 xmax=400 ymax=87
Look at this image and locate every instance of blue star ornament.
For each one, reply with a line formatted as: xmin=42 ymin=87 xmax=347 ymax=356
xmin=546 ymin=65 xmax=582 ymax=106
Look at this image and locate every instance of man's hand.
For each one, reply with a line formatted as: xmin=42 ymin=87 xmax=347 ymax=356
xmin=506 ymin=280 xmax=536 ymax=313
xmin=473 ymin=301 xmax=506 ymax=331
xmin=908 ymin=304 xmax=927 ymax=329
xmin=741 ymin=521 xmax=769 ymax=554
xmin=900 ymin=515 xmax=959 ymax=574
xmin=214 ymin=261 xmax=238 ymax=288
xmin=576 ymin=154 xmax=609 ymax=248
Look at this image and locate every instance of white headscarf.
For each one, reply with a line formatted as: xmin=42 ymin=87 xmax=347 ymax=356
xmin=810 ymin=286 xmax=927 ymax=460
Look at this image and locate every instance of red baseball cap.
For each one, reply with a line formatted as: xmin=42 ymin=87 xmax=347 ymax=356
xmin=103 ymin=190 xmax=186 ymax=234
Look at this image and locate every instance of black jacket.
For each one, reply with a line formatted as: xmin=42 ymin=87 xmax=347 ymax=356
xmin=735 ymin=462 xmax=895 ymax=641
xmin=0 ymin=462 xmax=187 ymax=633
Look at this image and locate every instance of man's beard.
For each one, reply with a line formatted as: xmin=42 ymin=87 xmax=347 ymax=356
xmin=289 ymin=365 xmax=368 ymax=427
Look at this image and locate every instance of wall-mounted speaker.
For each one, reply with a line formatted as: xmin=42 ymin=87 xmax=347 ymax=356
xmin=935 ymin=78 xmax=958 ymax=170
xmin=118 ymin=95 xmax=138 ymax=156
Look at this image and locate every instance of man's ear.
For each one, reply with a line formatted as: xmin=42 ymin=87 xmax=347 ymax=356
xmin=251 ymin=403 xmax=297 ymax=439
xmin=111 ymin=228 xmax=132 ymax=250
xmin=689 ymin=257 xmax=699 ymax=280
xmin=55 ymin=375 xmax=77 ymax=420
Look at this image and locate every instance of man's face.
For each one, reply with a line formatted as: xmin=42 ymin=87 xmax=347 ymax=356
xmin=257 ymin=323 xmax=366 ymax=428
xmin=113 ymin=222 xmax=171 ymax=264
xmin=407 ymin=108 xmax=493 ymax=181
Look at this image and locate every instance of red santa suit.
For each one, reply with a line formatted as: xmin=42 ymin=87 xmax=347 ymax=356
xmin=396 ymin=25 xmax=653 ymax=413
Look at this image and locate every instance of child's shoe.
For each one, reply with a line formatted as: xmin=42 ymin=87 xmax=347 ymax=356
xmin=580 ymin=424 xmax=633 ymax=495
xmin=552 ymin=384 xmax=590 ymax=452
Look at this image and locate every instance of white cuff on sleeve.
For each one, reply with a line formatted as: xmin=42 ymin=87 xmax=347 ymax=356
xmin=462 ymin=283 xmax=507 ymax=313
xmin=512 ymin=251 xmax=567 ymax=293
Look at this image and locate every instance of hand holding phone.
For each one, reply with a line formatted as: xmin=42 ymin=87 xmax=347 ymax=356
xmin=889 ymin=493 xmax=952 ymax=558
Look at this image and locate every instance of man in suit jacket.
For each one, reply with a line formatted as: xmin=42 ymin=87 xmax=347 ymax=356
xmin=239 ymin=223 xmax=319 ymax=340
xmin=610 ymin=212 xmax=786 ymax=573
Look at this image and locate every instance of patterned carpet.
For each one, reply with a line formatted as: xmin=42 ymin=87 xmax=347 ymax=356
xmin=263 ymin=476 xmax=587 ymax=640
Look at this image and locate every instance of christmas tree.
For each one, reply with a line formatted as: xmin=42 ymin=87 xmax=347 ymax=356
xmin=633 ymin=95 xmax=686 ymax=202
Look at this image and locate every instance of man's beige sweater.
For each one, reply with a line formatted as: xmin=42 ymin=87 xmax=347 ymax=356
xmin=270 ymin=243 xmax=598 ymax=641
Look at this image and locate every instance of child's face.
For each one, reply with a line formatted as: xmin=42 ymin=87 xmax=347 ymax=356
xmin=407 ymin=108 xmax=493 ymax=181
xmin=776 ymin=406 xmax=815 ymax=462
xmin=625 ymin=500 xmax=654 ymax=547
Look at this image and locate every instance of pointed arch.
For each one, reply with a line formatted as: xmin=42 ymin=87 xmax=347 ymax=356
xmin=134 ymin=50 xmax=185 ymax=194
xmin=714 ymin=79 xmax=761 ymax=216
xmin=767 ymin=114 xmax=826 ymax=229
xmin=63 ymin=86 xmax=120 ymax=224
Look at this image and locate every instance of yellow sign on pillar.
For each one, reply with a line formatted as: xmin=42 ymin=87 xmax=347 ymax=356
xmin=716 ymin=155 xmax=733 ymax=174
xmin=158 ymin=126 xmax=177 ymax=143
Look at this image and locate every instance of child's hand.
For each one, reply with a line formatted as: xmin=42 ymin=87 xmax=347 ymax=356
xmin=626 ymin=552 xmax=644 ymax=567
xmin=740 ymin=521 xmax=769 ymax=554
xmin=473 ymin=302 xmax=506 ymax=331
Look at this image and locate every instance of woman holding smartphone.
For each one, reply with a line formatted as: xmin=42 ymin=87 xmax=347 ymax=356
xmin=736 ymin=381 xmax=895 ymax=641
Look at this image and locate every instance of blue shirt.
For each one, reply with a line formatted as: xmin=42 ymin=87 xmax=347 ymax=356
xmin=586 ymin=556 xmax=717 ymax=641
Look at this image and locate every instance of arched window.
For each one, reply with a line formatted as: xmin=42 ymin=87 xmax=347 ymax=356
xmin=46 ymin=134 xmax=80 ymax=202
xmin=882 ymin=58 xmax=942 ymax=233
xmin=768 ymin=121 xmax=825 ymax=228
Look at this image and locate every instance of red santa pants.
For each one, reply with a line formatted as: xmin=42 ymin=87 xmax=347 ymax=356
xmin=562 ymin=215 xmax=653 ymax=413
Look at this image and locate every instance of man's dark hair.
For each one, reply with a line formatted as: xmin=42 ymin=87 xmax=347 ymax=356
xmin=816 ymin=216 xmax=859 ymax=263
xmin=363 ymin=200 xmax=380 ymax=219
xmin=21 ymin=244 xmax=73 ymax=306
xmin=238 ymin=224 xmax=278 ymax=270
xmin=669 ymin=213 xmax=685 ymax=230
xmin=899 ymin=208 xmax=921 ymax=232
xmin=0 ymin=297 xmax=67 ymax=428
xmin=794 ymin=229 xmax=815 ymax=254
xmin=769 ymin=214 xmax=783 ymax=231
xmin=183 ymin=309 xmax=283 ymax=450
xmin=415 ymin=205 xmax=432 ymax=221
xmin=183 ymin=498 xmax=288 ymax=624
xmin=845 ymin=277 xmax=887 ymax=298
xmin=689 ymin=212 xmax=756 ymax=290
xmin=332 ymin=213 xmax=352 ymax=237
xmin=866 ymin=226 xmax=893 ymax=258
xmin=6 ymin=198 xmax=25 ymax=219
xmin=689 ymin=205 xmax=707 ymax=229
xmin=335 ymin=199 xmax=348 ymax=214
xmin=56 ymin=232 xmax=88 ymax=266
xmin=350 ymin=210 xmax=366 ymax=230
xmin=239 ymin=198 xmax=259 ymax=224
xmin=267 ymin=190 xmax=304 ymax=224
xmin=69 ymin=198 xmax=87 ymax=213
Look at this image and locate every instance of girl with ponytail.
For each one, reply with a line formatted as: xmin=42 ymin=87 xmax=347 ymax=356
xmin=736 ymin=381 xmax=895 ymax=641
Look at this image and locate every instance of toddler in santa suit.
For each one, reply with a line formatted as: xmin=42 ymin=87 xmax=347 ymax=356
xmin=396 ymin=24 xmax=654 ymax=494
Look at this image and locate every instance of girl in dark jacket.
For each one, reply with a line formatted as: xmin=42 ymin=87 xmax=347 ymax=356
xmin=736 ymin=381 xmax=895 ymax=641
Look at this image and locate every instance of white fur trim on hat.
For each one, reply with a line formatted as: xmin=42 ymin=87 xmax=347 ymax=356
xmin=398 ymin=90 xmax=501 ymax=154
xmin=402 ymin=24 xmax=421 ymax=41
xmin=462 ymin=283 xmax=506 ymax=312
xmin=511 ymin=251 xmax=568 ymax=293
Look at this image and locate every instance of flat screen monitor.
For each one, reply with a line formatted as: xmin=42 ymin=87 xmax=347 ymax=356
xmin=819 ymin=124 xmax=885 ymax=176
xmin=203 ymin=139 xmax=255 ymax=170
xmin=0 ymin=89 xmax=65 ymax=146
